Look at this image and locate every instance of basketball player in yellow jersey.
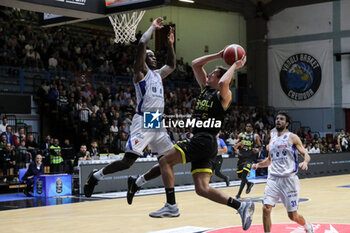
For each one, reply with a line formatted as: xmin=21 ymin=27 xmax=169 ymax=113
xmin=234 ymin=122 xmax=261 ymax=199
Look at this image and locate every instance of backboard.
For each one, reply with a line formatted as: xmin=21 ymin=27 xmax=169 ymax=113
xmin=105 ymin=0 xmax=169 ymax=14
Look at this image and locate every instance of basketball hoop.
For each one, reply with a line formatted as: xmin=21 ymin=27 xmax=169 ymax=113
xmin=108 ymin=10 xmax=146 ymax=44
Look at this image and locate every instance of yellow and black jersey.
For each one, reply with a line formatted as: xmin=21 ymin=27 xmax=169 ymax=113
xmin=192 ymin=86 xmax=225 ymax=135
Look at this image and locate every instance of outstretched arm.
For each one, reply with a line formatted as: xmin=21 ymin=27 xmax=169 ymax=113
xmin=218 ymin=56 xmax=246 ymax=110
xmin=133 ymin=17 xmax=163 ymax=83
xmin=192 ymin=50 xmax=224 ymax=90
xmin=157 ymin=27 xmax=176 ymax=79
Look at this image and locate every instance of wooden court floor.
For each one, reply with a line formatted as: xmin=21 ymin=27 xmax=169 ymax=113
xmin=0 ymin=174 xmax=349 ymax=233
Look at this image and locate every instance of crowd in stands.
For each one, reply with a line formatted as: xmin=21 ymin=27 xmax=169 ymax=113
xmin=0 ymin=7 xmax=193 ymax=82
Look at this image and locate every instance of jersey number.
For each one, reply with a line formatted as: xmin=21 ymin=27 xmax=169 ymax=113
xmin=152 ymin=86 xmax=163 ymax=95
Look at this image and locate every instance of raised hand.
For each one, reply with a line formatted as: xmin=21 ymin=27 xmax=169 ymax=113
xmin=234 ymin=55 xmax=246 ymax=69
xmin=168 ymin=27 xmax=175 ymax=44
xmin=152 ymin=17 xmax=164 ymax=30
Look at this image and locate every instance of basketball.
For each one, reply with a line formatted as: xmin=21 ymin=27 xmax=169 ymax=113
xmin=223 ymin=44 xmax=246 ymax=66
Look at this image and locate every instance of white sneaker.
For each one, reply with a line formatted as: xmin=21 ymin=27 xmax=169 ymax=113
xmin=238 ymin=201 xmax=255 ymax=230
xmin=149 ymin=203 xmax=180 ymax=218
xmin=305 ymin=223 xmax=314 ymax=233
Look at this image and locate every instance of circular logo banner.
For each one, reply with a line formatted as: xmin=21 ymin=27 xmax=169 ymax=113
xmin=207 ymin=223 xmax=350 ymax=233
xmin=280 ymin=53 xmax=321 ymax=101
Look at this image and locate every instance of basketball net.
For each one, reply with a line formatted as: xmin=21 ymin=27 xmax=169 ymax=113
xmin=108 ymin=10 xmax=146 ymax=44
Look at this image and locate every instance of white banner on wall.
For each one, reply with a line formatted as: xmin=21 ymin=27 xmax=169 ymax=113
xmin=268 ymin=40 xmax=333 ymax=108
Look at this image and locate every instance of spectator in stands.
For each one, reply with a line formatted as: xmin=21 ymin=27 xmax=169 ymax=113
xmin=305 ymin=144 xmax=313 ymax=154
xmin=254 ymin=117 xmax=264 ymax=130
xmin=305 ymin=130 xmax=313 ymax=144
xmin=0 ymin=116 xmax=8 ymax=134
xmin=61 ymin=139 xmax=74 ymax=174
xmin=49 ymin=138 xmax=63 ymax=173
xmin=26 ymin=134 xmax=39 ymax=157
xmin=112 ymin=131 xmax=128 ymax=154
xmin=0 ymin=134 xmax=7 ymax=150
xmin=327 ymin=143 xmax=335 ymax=153
xmin=79 ymin=102 xmax=92 ymax=131
xmin=57 ymin=90 xmax=69 ymax=114
xmin=73 ymin=144 xmax=91 ymax=167
xmin=121 ymin=98 xmax=135 ymax=116
xmin=335 ymin=144 xmax=341 ymax=153
xmin=226 ymin=133 xmax=239 ymax=147
xmin=13 ymin=127 xmax=26 ymax=146
xmin=22 ymin=154 xmax=44 ymax=197
xmin=89 ymin=141 xmax=100 ymax=160
xmin=40 ymin=134 xmax=51 ymax=167
xmin=48 ymin=52 xmax=58 ymax=69
xmin=47 ymin=83 xmax=59 ymax=110
xmin=110 ymin=120 xmax=118 ymax=140
xmin=0 ymin=143 xmax=16 ymax=183
xmin=88 ymin=112 xmax=99 ymax=140
xmin=16 ymin=140 xmax=31 ymax=169
xmin=337 ymin=129 xmax=348 ymax=152
xmin=1 ymin=125 xmax=15 ymax=146
xmin=266 ymin=110 xmax=274 ymax=126
xmin=311 ymin=143 xmax=320 ymax=154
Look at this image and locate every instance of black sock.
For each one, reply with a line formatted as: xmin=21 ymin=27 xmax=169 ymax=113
xmin=227 ymin=197 xmax=241 ymax=210
xmin=165 ymin=188 xmax=176 ymax=205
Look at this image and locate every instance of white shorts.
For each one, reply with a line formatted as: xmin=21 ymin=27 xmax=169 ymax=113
xmin=125 ymin=114 xmax=173 ymax=157
xmin=263 ymin=174 xmax=300 ymax=212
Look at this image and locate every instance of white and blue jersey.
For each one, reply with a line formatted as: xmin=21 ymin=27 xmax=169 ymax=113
xmin=134 ymin=69 xmax=164 ymax=114
xmin=264 ymin=131 xmax=301 ymax=211
xmin=268 ymin=132 xmax=298 ymax=177
xmin=126 ymin=69 xmax=173 ymax=157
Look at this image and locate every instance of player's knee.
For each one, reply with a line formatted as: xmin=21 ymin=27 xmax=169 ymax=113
xmin=194 ymin=185 xmax=209 ymax=197
xmin=263 ymin=205 xmax=272 ymax=216
xmin=288 ymin=212 xmax=298 ymax=221
xmin=158 ymin=156 xmax=168 ymax=167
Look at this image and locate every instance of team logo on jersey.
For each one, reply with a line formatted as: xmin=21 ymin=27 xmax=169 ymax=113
xmin=143 ymin=110 xmax=162 ymax=129
xmin=280 ymin=53 xmax=321 ymax=101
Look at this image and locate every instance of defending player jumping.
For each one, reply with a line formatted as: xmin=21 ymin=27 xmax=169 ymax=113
xmin=84 ymin=17 xmax=176 ymax=198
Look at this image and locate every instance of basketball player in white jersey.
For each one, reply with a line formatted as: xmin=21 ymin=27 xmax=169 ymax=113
xmin=252 ymin=111 xmax=314 ymax=233
xmin=84 ymin=17 xmax=176 ymax=198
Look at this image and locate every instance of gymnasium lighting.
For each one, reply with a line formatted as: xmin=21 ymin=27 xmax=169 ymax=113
xmin=179 ymin=0 xmax=195 ymax=3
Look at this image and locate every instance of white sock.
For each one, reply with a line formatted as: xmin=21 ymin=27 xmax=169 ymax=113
xmin=238 ymin=201 xmax=246 ymax=211
xmin=135 ymin=175 xmax=147 ymax=187
xmin=93 ymin=169 xmax=105 ymax=180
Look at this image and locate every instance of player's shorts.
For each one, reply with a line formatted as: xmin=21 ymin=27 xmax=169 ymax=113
xmin=125 ymin=114 xmax=173 ymax=157
xmin=174 ymin=132 xmax=217 ymax=175
xmin=237 ymin=161 xmax=252 ymax=178
xmin=263 ymin=174 xmax=300 ymax=212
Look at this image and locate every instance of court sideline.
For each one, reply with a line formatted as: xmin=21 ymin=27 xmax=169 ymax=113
xmin=0 ymin=174 xmax=349 ymax=233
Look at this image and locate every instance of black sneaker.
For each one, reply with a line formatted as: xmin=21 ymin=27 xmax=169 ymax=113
xmin=225 ymin=176 xmax=230 ymax=187
xmin=84 ymin=169 xmax=99 ymax=197
xmin=246 ymin=182 xmax=254 ymax=194
xmin=236 ymin=194 xmax=241 ymax=200
xmin=127 ymin=176 xmax=140 ymax=205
